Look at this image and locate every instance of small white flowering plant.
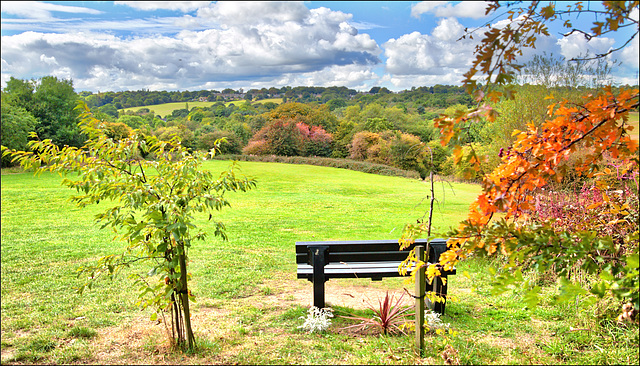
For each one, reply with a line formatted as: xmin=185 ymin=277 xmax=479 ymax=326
xmin=425 ymin=309 xmax=451 ymax=334
xmin=298 ymin=306 xmax=334 ymax=333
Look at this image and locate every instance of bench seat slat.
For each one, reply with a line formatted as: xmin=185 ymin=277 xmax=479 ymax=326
xmin=297 ymin=262 xmax=456 ymax=279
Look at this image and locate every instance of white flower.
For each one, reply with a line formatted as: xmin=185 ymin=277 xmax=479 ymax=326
xmin=298 ymin=306 xmax=334 ymax=333
xmin=425 ymin=309 xmax=450 ymax=332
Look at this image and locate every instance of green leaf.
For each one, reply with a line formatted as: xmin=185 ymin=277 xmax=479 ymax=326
xmin=626 ymin=254 xmax=639 ymax=269
xmin=523 ymin=285 xmax=541 ymax=309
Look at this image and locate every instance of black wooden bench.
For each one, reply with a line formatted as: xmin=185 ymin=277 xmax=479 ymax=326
xmin=295 ymin=238 xmax=456 ymax=315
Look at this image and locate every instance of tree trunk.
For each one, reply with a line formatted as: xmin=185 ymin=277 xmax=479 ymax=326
xmin=178 ymin=244 xmax=196 ymax=350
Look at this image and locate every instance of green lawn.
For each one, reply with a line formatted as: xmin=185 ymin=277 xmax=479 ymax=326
xmin=120 ymin=98 xmax=283 ymax=117
xmin=1 ymin=161 xmax=637 ymax=364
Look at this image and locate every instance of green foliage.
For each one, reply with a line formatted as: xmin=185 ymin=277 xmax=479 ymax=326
xmin=103 ymin=122 xmax=132 ymax=141
xmin=197 ymin=130 xmax=243 ymax=155
xmin=1 ymin=94 xmax=38 ymax=167
xmin=117 ymin=114 xmax=146 ymax=129
xmin=156 ymin=125 xmax=196 ymax=150
xmin=1 ymin=101 xmax=256 ymax=350
xmin=389 ymin=132 xmax=428 ymax=178
xmin=98 ymin=103 xmax=119 ymax=119
xmin=3 ymin=76 xmax=82 ymax=148
xmin=31 ymin=76 xmax=82 ymax=147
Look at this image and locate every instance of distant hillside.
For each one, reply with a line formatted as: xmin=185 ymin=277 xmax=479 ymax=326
xmin=120 ymin=98 xmax=283 ymax=116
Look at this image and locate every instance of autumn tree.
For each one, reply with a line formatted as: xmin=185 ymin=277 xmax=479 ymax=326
xmin=402 ymin=1 xmax=639 ymax=314
xmin=1 ymin=102 xmax=256 ymax=350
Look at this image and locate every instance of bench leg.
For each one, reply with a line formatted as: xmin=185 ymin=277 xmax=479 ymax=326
xmin=310 ymin=246 xmax=329 ymax=309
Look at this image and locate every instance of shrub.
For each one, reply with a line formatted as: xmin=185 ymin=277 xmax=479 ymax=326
xmin=389 ymin=132 xmax=427 ymax=176
xmin=198 ymin=130 xmax=242 ymax=154
xmin=244 ymin=117 xmax=304 ymax=156
xmin=298 ymin=307 xmax=333 ymax=333
xmin=348 ymin=131 xmax=383 ymax=161
xmin=156 ymin=125 xmax=196 ymax=150
xmin=301 ymin=124 xmax=333 ymax=157
xmin=214 ymin=154 xmax=421 ymax=179
xmin=116 ymin=115 xmax=145 ymax=129
xmin=103 ymin=122 xmax=131 ymax=141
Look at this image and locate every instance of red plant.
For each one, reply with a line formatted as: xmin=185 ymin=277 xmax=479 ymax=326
xmin=338 ymin=291 xmax=413 ymax=335
xmin=530 ymin=158 xmax=639 ymax=252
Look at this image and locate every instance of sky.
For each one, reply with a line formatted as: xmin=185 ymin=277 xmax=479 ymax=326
xmin=1 ymin=1 xmax=638 ymax=93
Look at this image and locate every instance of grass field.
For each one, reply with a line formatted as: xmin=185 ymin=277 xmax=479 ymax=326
xmin=1 ymin=161 xmax=638 ymax=364
xmin=120 ymin=98 xmax=283 ymax=117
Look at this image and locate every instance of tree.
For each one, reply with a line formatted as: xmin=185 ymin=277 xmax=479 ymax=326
xmin=243 ymin=117 xmax=304 ymax=156
xmin=1 ymin=102 xmax=256 ymax=350
xmin=3 ymin=77 xmax=35 ymax=106
xmin=31 ymin=76 xmax=82 ymax=147
xmin=0 ymin=93 xmax=38 ymax=167
xmin=402 ymin=1 xmax=639 ymax=314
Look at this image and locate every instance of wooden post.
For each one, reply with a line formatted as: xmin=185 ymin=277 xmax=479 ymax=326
xmin=415 ymin=245 xmax=425 ymax=355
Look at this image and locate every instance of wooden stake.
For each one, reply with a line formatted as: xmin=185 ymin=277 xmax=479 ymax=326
xmin=415 ymin=245 xmax=425 ymax=355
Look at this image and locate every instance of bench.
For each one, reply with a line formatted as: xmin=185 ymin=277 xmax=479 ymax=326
xmin=295 ymin=238 xmax=456 ymax=315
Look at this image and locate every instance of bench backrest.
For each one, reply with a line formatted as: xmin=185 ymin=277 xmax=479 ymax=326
xmin=295 ymin=238 xmax=448 ymax=266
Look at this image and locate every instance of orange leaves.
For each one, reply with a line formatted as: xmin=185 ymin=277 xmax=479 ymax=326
xmin=437 ymin=88 xmax=640 ymax=270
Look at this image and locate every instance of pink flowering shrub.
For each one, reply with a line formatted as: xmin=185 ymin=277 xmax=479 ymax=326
xmin=530 ymin=158 xmax=639 ymax=255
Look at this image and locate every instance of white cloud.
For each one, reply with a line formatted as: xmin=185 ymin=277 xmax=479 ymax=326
xmin=432 ymin=17 xmax=465 ymax=42
xmin=1 ymin=4 xmax=382 ymax=92
xmin=1 ymin=1 xmax=101 ymax=19
xmin=197 ymin=1 xmax=310 ymax=26
xmin=619 ymin=34 xmax=639 ymax=70
xmin=114 ymin=1 xmax=212 ymax=13
xmin=383 ymin=18 xmax=476 ymax=81
xmin=410 ymin=1 xmax=447 ymax=19
xmin=411 ymin=1 xmax=490 ymax=19
xmin=557 ymin=33 xmax=616 ymax=60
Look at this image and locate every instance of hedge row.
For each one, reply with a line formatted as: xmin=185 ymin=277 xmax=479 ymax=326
xmin=213 ymin=154 xmax=421 ymax=180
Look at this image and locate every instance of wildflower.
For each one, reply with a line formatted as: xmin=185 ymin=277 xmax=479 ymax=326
xmin=298 ymin=306 xmax=333 ymax=333
xmin=425 ymin=309 xmax=450 ymax=333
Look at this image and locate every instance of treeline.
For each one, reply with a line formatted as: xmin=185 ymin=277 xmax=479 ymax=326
xmin=78 ymin=84 xmax=472 ymax=112
xmin=3 ymin=65 xmax=635 ymax=184
xmin=1 ymin=75 xmax=474 ymax=175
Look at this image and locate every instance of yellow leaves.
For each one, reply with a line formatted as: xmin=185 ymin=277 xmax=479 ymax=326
xmin=426 ymin=263 xmax=442 ymax=282
xmin=439 ymin=249 xmax=459 ymax=271
xmin=541 ymin=4 xmax=556 ymax=20
xmin=587 ymin=201 xmax=604 ymax=210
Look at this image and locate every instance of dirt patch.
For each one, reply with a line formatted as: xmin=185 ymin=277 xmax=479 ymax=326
xmin=262 ymin=273 xmax=411 ymax=310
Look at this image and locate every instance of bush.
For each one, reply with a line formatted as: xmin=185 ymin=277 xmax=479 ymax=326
xmin=103 ymin=122 xmax=132 ymax=141
xmin=156 ymin=125 xmax=196 ymax=150
xmin=214 ymin=154 xmax=421 ymax=179
xmin=299 ymin=123 xmax=333 ymax=157
xmin=389 ymin=132 xmax=427 ymax=176
xmin=197 ymin=130 xmax=243 ymax=154
xmin=348 ymin=131 xmax=383 ymax=161
xmin=243 ymin=117 xmax=304 ymax=156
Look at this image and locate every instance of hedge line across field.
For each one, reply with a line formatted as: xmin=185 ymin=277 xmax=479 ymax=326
xmin=213 ymin=154 xmax=422 ymax=180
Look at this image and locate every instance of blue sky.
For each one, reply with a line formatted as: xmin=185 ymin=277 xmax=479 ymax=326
xmin=1 ymin=1 xmax=638 ymax=93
